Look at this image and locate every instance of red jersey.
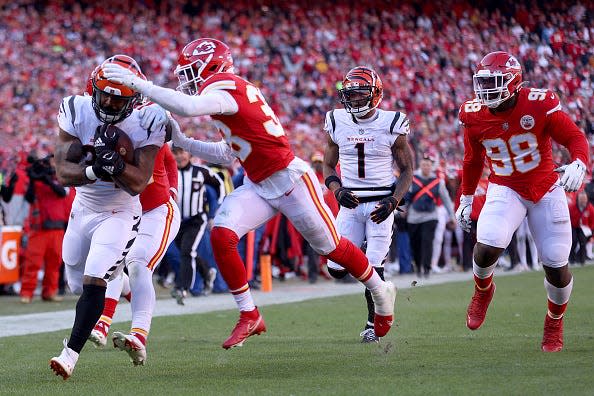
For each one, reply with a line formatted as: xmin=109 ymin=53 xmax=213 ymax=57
xmin=199 ymin=73 xmax=295 ymax=183
xmin=569 ymin=201 xmax=594 ymax=229
xmin=459 ymin=87 xmax=589 ymax=202
xmin=140 ymin=145 xmax=177 ymax=211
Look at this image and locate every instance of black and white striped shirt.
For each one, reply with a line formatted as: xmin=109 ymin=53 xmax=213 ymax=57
xmin=177 ymin=164 xmax=225 ymax=221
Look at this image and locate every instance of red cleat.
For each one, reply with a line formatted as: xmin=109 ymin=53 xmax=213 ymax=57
xmin=541 ymin=314 xmax=564 ymax=352
xmin=466 ymin=283 xmax=495 ymax=330
xmin=222 ymin=308 xmax=266 ymax=349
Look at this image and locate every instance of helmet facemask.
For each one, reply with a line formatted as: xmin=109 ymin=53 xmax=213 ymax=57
xmin=473 ymin=70 xmax=519 ymax=109
xmin=92 ymin=81 xmax=141 ymax=124
xmin=339 ymin=85 xmax=379 ymax=117
xmin=175 ymin=53 xmax=213 ymax=95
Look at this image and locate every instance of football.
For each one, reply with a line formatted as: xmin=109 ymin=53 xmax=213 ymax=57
xmin=109 ymin=125 xmax=136 ymax=164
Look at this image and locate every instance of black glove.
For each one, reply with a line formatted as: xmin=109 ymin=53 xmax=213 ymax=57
xmin=92 ymin=150 xmax=125 ymax=178
xmin=94 ymin=124 xmax=119 ymax=154
xmin=334 ymin=187 xmax=359 ymax=209
xmin=370 ymin=196 xmax=398 ymax=224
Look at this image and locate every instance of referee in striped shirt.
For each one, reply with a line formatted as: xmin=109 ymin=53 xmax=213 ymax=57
xmin=171 ymin=146 xmax=225 ymax=304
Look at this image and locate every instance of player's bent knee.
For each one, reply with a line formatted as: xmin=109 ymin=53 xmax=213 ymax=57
xmin=327 ymin=266 xmax=348 ymax=279
xmin=211 ymin=226 xmax=239 ymax=252
xmin=540 ymin=242 xmax=570 ymax=267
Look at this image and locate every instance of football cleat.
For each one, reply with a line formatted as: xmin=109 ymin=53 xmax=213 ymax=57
xmin=371 ymin=281 xmax=396 ymax=337
xmin=360 ymin=328 xmax=380 ymax=343
xmin=222 ymin=308 xmax=267 ymax=349
xmin=466 ymin=283 xmax=496 ymax=330
xmin=49 ymin=338 xmax=78 ymax=380
xmin=88 ymin=328 xmax=108 ymax=348
xmin=113 ymin=332 xmax=147 ymax=366
xmin=541 ymin=314 xmax=564 ymax=352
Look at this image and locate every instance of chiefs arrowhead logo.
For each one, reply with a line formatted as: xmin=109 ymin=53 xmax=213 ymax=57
xmin=192 ymin=41 xmax=216 ymax=56
xmin=505 ymin=56 xmax=521 ymax=70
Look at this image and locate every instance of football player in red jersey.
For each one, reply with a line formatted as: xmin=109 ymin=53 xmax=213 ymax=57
xmin=103 ymin=38 xmax=397 ymax=349
xmin=456 ymin=51 xmax=589 ymax=352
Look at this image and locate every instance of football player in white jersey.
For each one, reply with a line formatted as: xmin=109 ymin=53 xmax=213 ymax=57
xmin=323 ymin=66 xmax=414 ymax=343
xmin=49 ymin=55 xmax=165 ymax=380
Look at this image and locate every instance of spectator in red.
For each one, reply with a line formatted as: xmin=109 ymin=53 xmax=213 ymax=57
xmin=568 ymin=190 xmax=594 ymax=265
xmin=19 ymin=155 xmax=71 ymax=303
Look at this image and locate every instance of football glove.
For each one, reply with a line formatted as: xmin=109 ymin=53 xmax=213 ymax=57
xmin=370 ymin=196 xmax=398 ymax=224
xmin=455 ymin=195 xmax=473 ymax=233
xmin=334 ymin=187 xmax=359 ymax=209
xmin=102 ymin=63 xmax=153 ymax=95
xmin=93 ymin=150 xmax=125 ymax=177
xmin=556 ymin=159 xmax=586 ymax=192
xmin=94 ymin=124 xmax=119 ymax=154
xmin=138 ymin=103 xmax=168 ymax=136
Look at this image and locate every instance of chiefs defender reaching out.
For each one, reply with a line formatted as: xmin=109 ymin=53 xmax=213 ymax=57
xmin=456 ymin=51 xmax=589 ymax=352
xmin=104 ymin=38 xmax=397 ymax=349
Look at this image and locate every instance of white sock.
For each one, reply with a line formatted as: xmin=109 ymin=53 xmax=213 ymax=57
xmin=473 ymin=259 xmax=497 ymax=279
xmin=544 ymin=277 xmax=573 ymax=306
xmin=364 ymin=270 xmax=384 ymax=292
xmin=234 ymin=289 xmax=256 ymax=312
xmin=128 ymin=262 xmax=156 ymax=335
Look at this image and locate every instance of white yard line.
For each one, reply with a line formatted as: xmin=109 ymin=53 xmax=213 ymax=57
xmin=0 ymin=271 xmax=498 ymax=338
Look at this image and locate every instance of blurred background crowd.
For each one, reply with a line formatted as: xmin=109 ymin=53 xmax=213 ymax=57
xmin=0 ymin=0 xmax=593 ymax=298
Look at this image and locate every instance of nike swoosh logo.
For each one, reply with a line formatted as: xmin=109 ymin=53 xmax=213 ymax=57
xmin=247 ymin=318 xmax=261 ymax=334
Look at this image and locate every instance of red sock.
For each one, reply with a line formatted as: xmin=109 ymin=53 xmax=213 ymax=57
xmin=325 ymin=238 xmax=372 ymax=281
xmin=102 ymin=297 xmax=118 ymax=319
xmin=474 ymin=274 xmax=493 ymax=291
xmin=547 ymin=300 xmax=567 ymax=319
xmin=211 ymin=227 xmax=248 ymax=292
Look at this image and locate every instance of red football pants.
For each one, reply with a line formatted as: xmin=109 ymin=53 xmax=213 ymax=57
xmin=20 ymin=229 xmax=64 ymax=298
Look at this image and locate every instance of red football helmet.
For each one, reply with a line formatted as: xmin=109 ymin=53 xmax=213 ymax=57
xmin=473 ymin=51 xmax=523 ymax=108
xmin=175 ymin=38 xmax=234 ymax=95
xmin=338 ymin=66 xmax=383 ymax=116
xmin=92 ymin=55 xmax=146 ymax=123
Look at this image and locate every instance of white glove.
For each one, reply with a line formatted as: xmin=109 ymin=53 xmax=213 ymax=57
xmin=455 ymin=195 xmax=473 ymax=233
xmin=169 ymin=116 xmax=190 ymax=150
xmin=138 ymin=103 xmax=167 ymax=134
xmin=102 ymin=63 xmax=153 ymax=95
xmin=556 ymin=159 xmax=586 ymax=192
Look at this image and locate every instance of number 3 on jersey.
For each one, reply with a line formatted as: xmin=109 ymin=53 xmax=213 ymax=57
xmin=483 ymin=132 xmax=540 ymax=176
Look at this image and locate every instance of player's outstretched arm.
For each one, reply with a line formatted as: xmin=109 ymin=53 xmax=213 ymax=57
xmin=111 ymin=145 xmax=159 ymax=196
xmin=169 ymin=117 xmax=235 ymax=165
xmin=102 ymin=64 xmax=236 ymax=117
xmin=54 ymin=129 xmax=96 ymax=187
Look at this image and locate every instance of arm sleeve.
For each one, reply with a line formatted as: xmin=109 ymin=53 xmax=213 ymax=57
xmin=460 ymin=125 xmax=486 ymax=195
xmin=145 ymin=84 xmax=238 ymax=117
xmin=181 ymin=139 xmax=236 ymax=165
xmin=546 ymin=110 xmax=590 ymax=168
xmin=163 ymin=145 xmax=178 ymax=190
xmin=438 ymin=180 xmax=455 ymax=217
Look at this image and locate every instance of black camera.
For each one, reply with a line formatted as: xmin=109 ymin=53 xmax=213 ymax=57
xmin=26 ymin=155 xmax=54 ymax=180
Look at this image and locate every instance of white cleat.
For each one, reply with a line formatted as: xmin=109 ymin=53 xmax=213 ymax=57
xmin=112 ymin=332 xmax=147 ymax=366
xmin=371 ymin=281 xmax=397 ymax=337
xmin=88 ymin=329 xmax=107 ymax=348
xmin=49 ymin=338 xmax=79 ymax=380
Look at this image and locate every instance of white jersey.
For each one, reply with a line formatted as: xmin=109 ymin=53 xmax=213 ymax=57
xmin=325 ymin=108 xmax=409 ymax=198
xmin=57 ymin=95 xmax=165 ymax=212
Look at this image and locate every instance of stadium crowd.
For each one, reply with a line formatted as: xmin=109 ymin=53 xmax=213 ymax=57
xmin=1 ymin=0 xmax=593 ymax=295
xmin=0 ymin=0 xmax=592 ymax=169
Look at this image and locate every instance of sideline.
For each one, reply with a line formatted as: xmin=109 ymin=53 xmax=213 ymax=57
xmin=0 ymin=270 xmax=497 ymax=338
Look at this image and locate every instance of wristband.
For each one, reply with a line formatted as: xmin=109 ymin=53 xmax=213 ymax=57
xmin=85 ymin=166 xmax=98 ymax=181
xmin=324 ymin=175 xmax=342 ymax=189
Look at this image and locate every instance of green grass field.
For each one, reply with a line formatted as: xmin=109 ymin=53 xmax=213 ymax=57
xmin=2 ymin=267 xmax=594 ymax=395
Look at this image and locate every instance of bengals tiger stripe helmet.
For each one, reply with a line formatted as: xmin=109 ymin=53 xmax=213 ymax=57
xmin=473 ymin=51 xmax=523 ymax=108
xmin=338 ymin=66 xmax=383 ymax=116
xmin=175 ymin=38 xmax=234 ymax=95
xmin=92 ymin=55 xmax=146 ymax=123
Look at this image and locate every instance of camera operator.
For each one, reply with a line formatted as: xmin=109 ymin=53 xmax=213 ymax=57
xmin=20 ymin=154 xmax=71 ymax=303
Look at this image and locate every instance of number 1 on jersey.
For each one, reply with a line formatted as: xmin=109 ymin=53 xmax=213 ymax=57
xmin=355 ymin=142 xmax=365 ymax=178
